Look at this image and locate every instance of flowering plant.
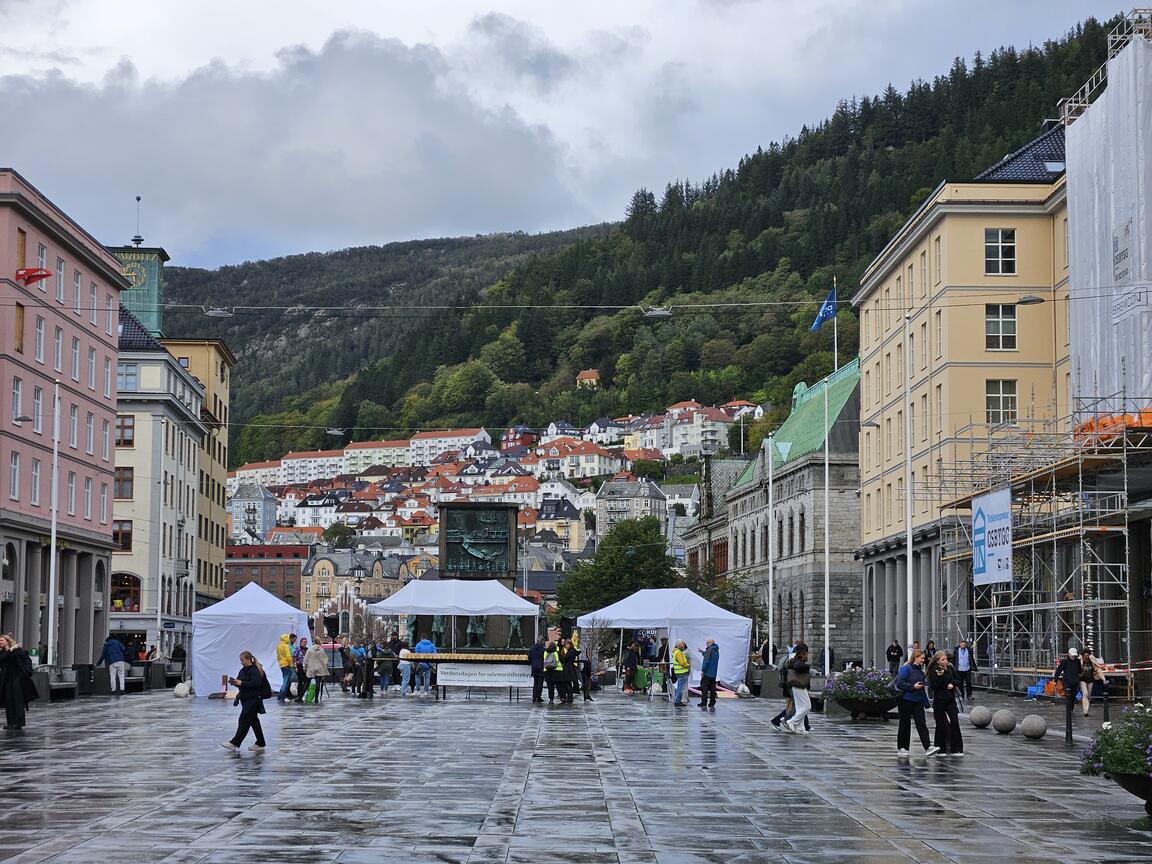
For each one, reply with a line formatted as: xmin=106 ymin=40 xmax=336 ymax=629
xmin=825 ymin=667 xmax=894 ymax=701
xmin=1080 ymin=703 xmax=1152 ymax=777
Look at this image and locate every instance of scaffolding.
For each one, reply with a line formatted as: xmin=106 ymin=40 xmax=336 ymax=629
xmin=933 ymin=394 xmax=1152 ymax=697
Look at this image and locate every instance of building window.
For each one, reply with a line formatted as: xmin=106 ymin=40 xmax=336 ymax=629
xmin=85 ymin=412 xmax=94 ymax=453
xmin=30 ymin=459 xmax=40 ymax=506
xmin=934 ymin=236 xmax=941 ymax=283
xmin=31 ymin=387 xmax=42 ymax=434
xmin=99 ymin=483 xmax=108 ymax=522
xmin=53 ymin=327 xmax=62 ymax=371
xmin=986 ymin=380 xmax=1018 ymax=425
xmin=102 ymin=420 xmax=110 ymax=460
xmin=70 ymin=337 xmax=80 ymax=380
xmin=117 ymin=363 xmax=138 ymax=391
xmin=87 ymin=347 xmax=96 ymax=389
xmin=114 ymin=467 xmax=134 ymax=499
xmin=66 ymin=471 xmax=76 ymax=514
xmin=115 ymin=415 xmax=135 ymax=446
xmin=935 ymin=384 xmax=943 ymax=434
xmin=112 ymin=520 xmax=133 ymax=552
xmin=34 ymin=316 xmax=44 ymax=363
xmin=884 ymin=353 xmax=891 ymax=395
xmin=934 ymin=310 xmax=942 ymax=358
xmin=7 ymin=452 xmax=19 ymax=500
xmin=83 ymin=478 xmax=92 ymax=519
xmin=68 ymin=404 xmax=77 ymax=447
xmin=984 ymin=228 xmax=1016 ymax=275
xmin=985 ymin=304 xmax=1017 ymax=350
xmin=798 ymin=510 xmax=806 ymax=552
xmin=920 ymin=393 xmax=928 ymax=441
xmin=103 ymin=357 xmax=112 ymax=398
xmin=56 ymin=258 xmax=65 ymax=302
xmin=110 ymin=571 xmax=139 ymax=609
xmin=11 ymin=377 xmax=22 ymax=422
xmin=105 ymin=295 xmax=114 ymax=335
xmin=13 ymin=303 xmax=24 ymax=353
xmin=919 ymin=250 xmax=927 ymax=297
xmin=89 ymin=283 xmax=97 ymax=324
xmin=919 ymin=322 xmax=927 ymax=369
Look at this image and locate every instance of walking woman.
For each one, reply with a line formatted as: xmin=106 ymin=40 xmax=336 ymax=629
xmin=927 ymin=651 xmax=963 ymax=757
xmin=895 ymin=648 xmax=940 ymax=759
xmin=786 ymin=647 xmax=813 ymax=734
xmin=1078 ymin=648 xmax=1101 ymax=716
xmin=221 ymin=651 xmax=268 ymax=752
xmin=304 ymin=641 xmax=329 ymax=703
xmin=0 ymin=634 xmax=36 ymax=730
xmin=292 ymin=637 xmax=309 ymax=702
xmin=562 ymin=639 xmax=580 ymax=704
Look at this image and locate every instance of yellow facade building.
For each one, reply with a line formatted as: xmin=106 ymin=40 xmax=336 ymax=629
xmin=853 ymin=124 xmax=1071 ymax=666
xmin=160 ymin=338 xmax=237 ymax=608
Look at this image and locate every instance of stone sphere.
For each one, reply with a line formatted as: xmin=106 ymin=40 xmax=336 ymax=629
xmin=969 ymin=705 xmax=993 ymax=728
xmin=992 ymin=709 xmax=1017 ymax=735
xmin=1021 ymin=714 xmax=1047 ymax=740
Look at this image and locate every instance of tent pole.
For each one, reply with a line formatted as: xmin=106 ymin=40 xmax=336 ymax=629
xmin=618 ymin=630 xmax=624 ymax=690
xmin=451 ymin=616 xmax=456 ymax=654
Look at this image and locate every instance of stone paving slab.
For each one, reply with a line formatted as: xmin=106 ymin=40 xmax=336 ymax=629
xmin=0 ymin=688 xmax=1149 ymax=863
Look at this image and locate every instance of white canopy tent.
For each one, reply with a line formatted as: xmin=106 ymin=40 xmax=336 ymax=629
xmin=577 ymin=588 xmax=753 ymax=687
xmin=190 ymin=583 xmax=311 ymax=698
xmin=366 ymin=579 xmax=540 ymax=650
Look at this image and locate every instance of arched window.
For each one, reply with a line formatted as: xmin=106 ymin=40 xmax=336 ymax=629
xmin=787 ymin=512 xmax=795 ymax=557
xmin=799 ymin=590 xmax=806 ymax=640
xmin=111 ymin=572 xmax=141 ymax=612
xmin=776 ymin=517 xmax=784 ymax=558
xmin=798 ymin=507 xmax=806 ymax=553
xmin=339 ymin=610 xmax=350 ymax=633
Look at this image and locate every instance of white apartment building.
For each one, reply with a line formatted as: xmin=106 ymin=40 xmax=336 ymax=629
xmin=343 ymin=439 xmax=410 ymax=474
xmin=280 ymin=449 xmax=345 ymax=484
xmin=233 ymin=459 xmax=283 ymax=489
xmin=408 ymin=428 xmax=489 ymax=466
xmin=109 ymin=310 xmax=208 ymax=653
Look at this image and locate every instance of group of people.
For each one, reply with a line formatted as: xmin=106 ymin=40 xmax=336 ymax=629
xmin=274 ymin=634 xmax=331 ymax=704
xmin=885 ymin=638 xmax=977 ymax=700
xmin=1054 ymin=647 xmax=1108 ymax=716
xmin=529 ymin=637 xmax=591 ymax=704
xmin=893 ymin=647 xmax=965 ymax=759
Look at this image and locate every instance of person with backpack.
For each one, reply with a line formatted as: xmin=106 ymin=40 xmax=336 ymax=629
xmin=221 ymin=651 xmax=269 ymax=752
xmin=894 ymin=648 xmax=939 ymax=759
xmin=0 ymin=634 xmax=36 ymax=730
xmin=543 ymin=641 xmax=562 ymax=703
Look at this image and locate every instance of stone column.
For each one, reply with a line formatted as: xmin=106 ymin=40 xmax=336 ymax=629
xmin=75 ymin=555 xmax=95 ymax=664
xmin=895 ymin=557 xmax=907 ymax=647
xmin=929 ymin=548 xmax=941 ymax=644
xmin=883 ymin=558 xmax=896 ymax=655
xmin=24 ymin=542 xmax=43 ymax=652
xmin=61 ymin=551 xmax=79 ymax=667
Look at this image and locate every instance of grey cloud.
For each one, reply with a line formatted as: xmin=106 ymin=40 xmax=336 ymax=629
xmin=0 ymin=29 xmax=585 ymax=265
xmin=468 ymin=13 xmax=576 ymax=91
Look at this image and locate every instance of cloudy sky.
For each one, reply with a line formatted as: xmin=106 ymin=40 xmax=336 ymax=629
xmin=0 ymin=0 xmax=1117 ymax=267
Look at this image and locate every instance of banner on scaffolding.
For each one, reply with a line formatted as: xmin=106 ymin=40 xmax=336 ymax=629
xmin=972 ymin=488 xmax=1012 ymax=586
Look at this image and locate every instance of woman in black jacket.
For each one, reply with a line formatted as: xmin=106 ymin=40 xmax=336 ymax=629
xmin=0 ymin=634 xmax=36 ymax=730
xmin=927 ymin=651 xmax=963 ymax=756
xmin=221 ymin=651 xmax=268 ymax=752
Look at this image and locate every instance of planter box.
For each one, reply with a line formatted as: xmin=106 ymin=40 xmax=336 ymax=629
xmin=1108 ymin=772 xmax=1152 ymax=816
xmin=833 ymin=696 xmax=900 ymax=720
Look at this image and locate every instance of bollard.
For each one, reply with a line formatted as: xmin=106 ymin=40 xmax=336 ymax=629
xmin=1065 ymin=695 xmax=1074 ymax=745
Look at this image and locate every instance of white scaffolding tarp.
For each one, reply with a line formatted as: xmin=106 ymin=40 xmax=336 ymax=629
xmin=577 ymin=588 xmax=752 ymax=687
xmin=1067 ymin=35 xmax=1152 ymax=409
xmin=190 ymin=583 xmax=311 ymax=698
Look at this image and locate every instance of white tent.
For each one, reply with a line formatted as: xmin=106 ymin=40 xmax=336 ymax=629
xmin=366 ymin=579 xmax=537 ymax=616
xmin=577 ymin=588 xmax=753 ymax=687
xmin=190 ymin=583 xmax=311 ymax=698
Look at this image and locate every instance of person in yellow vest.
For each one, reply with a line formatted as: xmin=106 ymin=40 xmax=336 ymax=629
xmin=671 ymin=640 xmax=691 ymax=706
xmin=543 ymin=641 xmax=563 ymax=704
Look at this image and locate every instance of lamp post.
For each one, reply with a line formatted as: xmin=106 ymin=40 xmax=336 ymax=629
xmin=47 ymin=381 xmax=61 ymax=668
xmin=903 ymin=314 xmax=914 ymax=650
xmin=766 ymin=431 xmax=775 ymax=664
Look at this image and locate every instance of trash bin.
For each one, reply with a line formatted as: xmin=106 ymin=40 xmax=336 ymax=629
xmin=92 ymin=666 xmax=111 ymax=695
xmin=149 ymin=663 xmax=167 ymax=689
xmin=32 ymin=669 xmax=50 ymax=704
xmin=73 ymin=663 xmax=94 ymax=696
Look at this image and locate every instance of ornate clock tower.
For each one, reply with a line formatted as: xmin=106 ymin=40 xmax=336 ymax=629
xmin=109 ymin=237 xmax=170 ymax=337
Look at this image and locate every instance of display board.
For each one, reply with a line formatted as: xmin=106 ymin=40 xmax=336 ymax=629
xmin=1067 ymin=36 xmax=1152 ymax=410
xmin=972 ymin=488 xmax=1013 ymax=586
xmin=435 ymin=662 xmax=533 ymax=688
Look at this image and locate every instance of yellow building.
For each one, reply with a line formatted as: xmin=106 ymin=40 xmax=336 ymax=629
xmin=160 ymin=338 xmax=237 ymax=608
xmin=852 ymin=123 xmax=1071 ymax=666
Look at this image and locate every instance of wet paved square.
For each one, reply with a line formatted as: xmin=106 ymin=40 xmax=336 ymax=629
xmin=1 ymin=689 xmax=1150 ymax=863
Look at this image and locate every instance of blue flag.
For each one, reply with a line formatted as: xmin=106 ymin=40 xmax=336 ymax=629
xmin=810 ymin=286 xmax=837 ymax=332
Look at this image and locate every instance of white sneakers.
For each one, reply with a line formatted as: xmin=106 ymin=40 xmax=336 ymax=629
xmin=219 ymin=741 xmax=238 ymax=752
xmin=925 ymin=746 xmax=940 ymax=757
xmin=249 ymin=745 xmax=265 ymax=752
xmin=896 ymin=748 xmax=910 ymax=757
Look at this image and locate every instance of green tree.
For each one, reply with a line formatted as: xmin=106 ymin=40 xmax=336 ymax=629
xmin=478 ymin=324 xmax=528 ymax=382
xmin=322 ymin=522 xmax=356 ymax=548
xmin=556 ymin=517 xmax=677 ymax=615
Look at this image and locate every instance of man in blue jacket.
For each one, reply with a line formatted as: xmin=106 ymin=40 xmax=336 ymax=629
xmin=96 ymin=635 xmax=129 ymax=695
xmin=412 ymin=633 xmax=436 ymax=696
xmin=698 ymin=638 xmax=719 ymax=709
xmin=528 ymin=636 xmax=546 ymax=703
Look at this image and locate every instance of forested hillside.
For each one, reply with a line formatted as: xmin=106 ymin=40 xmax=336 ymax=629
xmin=183 ymin=17 xmax=1114 ymax=467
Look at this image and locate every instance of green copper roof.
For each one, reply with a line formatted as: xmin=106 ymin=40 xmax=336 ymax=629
xmin=734 ymin=358 xmax=861 ymax=488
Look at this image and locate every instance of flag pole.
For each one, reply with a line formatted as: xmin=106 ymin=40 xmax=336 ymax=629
xmin=823 ymin=378 xmax=831 ymax=677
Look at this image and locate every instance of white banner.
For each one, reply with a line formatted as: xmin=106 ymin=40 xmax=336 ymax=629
xmin=435 ymin=662 xmax=533 ymax=688
xmin=972 ymin=488 xmax=1012 ymax=586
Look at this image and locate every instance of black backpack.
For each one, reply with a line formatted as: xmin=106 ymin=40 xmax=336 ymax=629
xmin=259 ymin=669 xmax=272 ymax=700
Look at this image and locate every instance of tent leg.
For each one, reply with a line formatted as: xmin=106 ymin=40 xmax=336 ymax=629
xmin=451 ymin=617 xmax=456 ymax=654
xmin=618 ymin=630 xmax=624 ymax=691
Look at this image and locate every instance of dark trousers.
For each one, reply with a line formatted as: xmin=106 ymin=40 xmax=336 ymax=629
xmin=888 ymin=661 xmax=900 ymax=676
xmin=933 ymin=698 xmax=963 ymax=753
xmin=699 ymin=675 xmax=717 ymax=706
xmin=532 ymin=672 xmax=544 ymax=702
xmin=954 ymin=670 xmax=972 ymax=698
xmin=3 ymin=684 xmax=26 ymax=729
xmin=230 ymin=703 xmax=266 ymax=747
xmin=623 ymin=667 xmax=636 ymax=691
xmin=581 ymin=674 xmax=592 ymax=701
xmin=897 ymin=700 xmax=931 ymax=751
xmin=546 ymin=678 xmax=559 ymax=702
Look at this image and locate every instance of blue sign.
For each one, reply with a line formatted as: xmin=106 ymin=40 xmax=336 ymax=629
xmin=972 ymin=488 xmax=1012 ymax=586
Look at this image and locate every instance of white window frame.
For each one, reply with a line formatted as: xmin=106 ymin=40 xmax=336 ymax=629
xmin=34 ymin=316 xmax=44 ymax=363
xmin=70 ymin=337 xmax=80 ymax=381
xmin=103 ymin=357 xmax=112 ymax=398
xmin=11 ymin=376 xmax=22 ymax=422
xmin=55 ymin=259 xmax=65 ymax=302
xmin=85 ymin=412 xmax=94 ymax=454
xmin=30 ymin=459 xmax=41 ymax=506
xmin=985 ymin=304 xmax=1017 ymax=351
xmin=101 ymin=419 xmax=110 ymax=460
xmin=36 ymin=243 xmax=47 ymax=281
xmin=83 ymin=477 xmax=92 ymax=520
xmin=984 ymin=228 xmax=1017 ymax=276
xmin=105 ymin=294 xmax=114 ymax=335
xmin=87 ymin=347 xmax=96 ymax=389
xmin=53 ymin=327 xmax=63 ymax=372
xmin=99 ymin=483 xmax=108 ymax=523
xmin=934 ymin=235 xmax=942 ymax=283
xmin=73 ymin=271 xmax=83 ymax=314
xmin=69 ymin=404 xmax=78 ymax=447
xmin=986 ymin=379 xmax=1018 ymax=425
xmin=32 ymin=387 xmax=42 ymax=434
xmin=66 ymin=471 xmax=76 ymax=515
xmin=89 ymin=283 xmax=98 ymax=324
xmin=7 ymin=452 xmax=19 ymax=500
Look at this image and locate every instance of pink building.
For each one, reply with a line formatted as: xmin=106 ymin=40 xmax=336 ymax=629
xmin=1 ymin=168 xmax=127 ymax=664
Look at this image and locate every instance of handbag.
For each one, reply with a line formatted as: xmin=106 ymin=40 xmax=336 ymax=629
xmin=304 ymin=681 xmax=318 ymax=703
xmin=259 ymin=671 xmax=272 ymax=700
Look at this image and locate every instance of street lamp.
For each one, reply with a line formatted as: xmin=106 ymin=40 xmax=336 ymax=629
xmin=350 ymin=563 xmax=367 ymax=597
